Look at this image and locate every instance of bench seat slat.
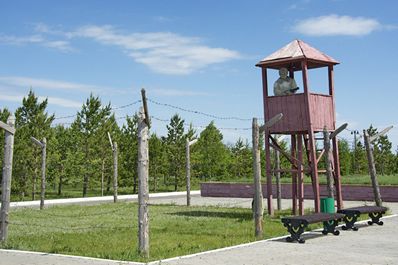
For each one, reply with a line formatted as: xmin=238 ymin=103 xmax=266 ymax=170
xmin=282 ymin=213 xmax=344 ymax=225
xmin=337 ymin=206 xmax=387 ymax=215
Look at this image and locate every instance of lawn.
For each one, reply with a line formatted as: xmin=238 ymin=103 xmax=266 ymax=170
xmin=1 ymin=202 xmax=313 ymax=262
xmin=221 ymin=174 xmax=398 ymax=186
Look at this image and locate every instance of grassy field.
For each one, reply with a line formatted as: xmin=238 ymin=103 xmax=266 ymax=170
xmin=222 ymin=174 xmax=398 ymax=186
xmin=7 ymin=174 xmax=397 ymax=202
xmin=0 ymin=202 xmax=320 ymax=262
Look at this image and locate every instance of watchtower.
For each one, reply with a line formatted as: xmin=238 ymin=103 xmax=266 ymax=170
xmin=256 ymin=40 xmax=343 ymax=215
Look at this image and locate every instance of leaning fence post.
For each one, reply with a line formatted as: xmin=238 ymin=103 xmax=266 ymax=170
xmin=108 ymin=132 xmax=118 ymax=203
xmin=113 ymin=142 xmax=118 ymax=203
xmin=323 ymin=127 xmax=334 ymax=198
xmin=364 ymin=130 xmax=382 ymax=206
xmin=138 ymin=89 xmax=150 ymax=258
xmin=40 ymin=138 xmax=47 ymax=210
xmin=252 ymin=118 xmax=263 ymax=239
xmin=186 ymin=138 xmax=198 ymax=206
xmin=0 ymin=115 xmax=16 ymax=242
xmin=31 ymin=136 xmax=47 ymax=210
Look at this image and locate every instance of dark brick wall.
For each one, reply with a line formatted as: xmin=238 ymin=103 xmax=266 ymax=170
xmin=200 ymin=182 xmax=398 ymax=202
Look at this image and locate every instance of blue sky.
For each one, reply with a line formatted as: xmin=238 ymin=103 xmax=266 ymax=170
xmin=0 ymin=0 xmax=397 ymax=149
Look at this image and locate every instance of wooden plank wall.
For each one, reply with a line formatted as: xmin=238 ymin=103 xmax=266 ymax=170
xmin=309 ymin=94 xmax=334 ymax=131
xmin=265 ymin=93 xmax=335 ymax=133
xmin=266 ymin=94 xmax=308 ymax=133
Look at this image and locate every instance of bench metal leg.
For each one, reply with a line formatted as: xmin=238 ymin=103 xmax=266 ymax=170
xmin=283 ymin=220 xmax=307 ymax=243
xmin=342 ymin=213 xmax=360 ymax=231
xmin=368 ymin=212 xmax=384 ymax=226
xmin=322 ymin=220 xmax=340 ymax=236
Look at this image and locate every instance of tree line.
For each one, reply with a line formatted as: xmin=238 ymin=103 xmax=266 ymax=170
xmin=0 ymin=90 xmax=397 ymax=200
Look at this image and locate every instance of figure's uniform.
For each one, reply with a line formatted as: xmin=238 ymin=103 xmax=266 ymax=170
xmin=273 ymin=77 xmax=298 ymax=96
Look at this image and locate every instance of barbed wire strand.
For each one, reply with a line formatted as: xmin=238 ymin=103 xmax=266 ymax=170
xmin=147 ymin=98 xmax=262 ymax=121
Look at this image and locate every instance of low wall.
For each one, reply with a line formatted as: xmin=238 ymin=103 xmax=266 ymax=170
xmin=200 ymin=182 xmax=398 ymax=202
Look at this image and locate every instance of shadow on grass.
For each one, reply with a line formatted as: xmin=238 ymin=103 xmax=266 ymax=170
xmin=169 ymin=210 xmax=253 ymax=220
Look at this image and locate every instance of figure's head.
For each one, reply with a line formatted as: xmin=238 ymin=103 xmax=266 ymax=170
xmin=279 ymin=67 xmax=288 ymax=79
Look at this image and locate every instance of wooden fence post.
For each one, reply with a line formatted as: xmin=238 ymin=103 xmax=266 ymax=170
xmin=108 ymin=132 xmax=119 ymax=203
xmin=363 ymin=130 xmax=382 ymax=207
xmin=186 ymin=138 xmax=197 ymax=206
xmin=31 ymin=136 xmax=47 ymax=210
xmin=0 ymin=115 xmax=15 ymax=242
xmin=137 ymin=105 xmax=149 ymax=258
xmin=113 ymin=142 xmax=118 ymax=203
xmin=252 ymin=118 xmax=263 ymax=239
xmin=323 ymin=127 xmax=334 ymax=198
xmin=101 ymin=159 xmax=105 ymax=197
xmin=275 ymin=149 xmax=282 ymax=211
xmin=40 ymin=138 xmax=47 ymax=210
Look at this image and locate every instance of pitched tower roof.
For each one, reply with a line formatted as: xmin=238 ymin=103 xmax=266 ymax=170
xmin=256 ymin=40 xmax=339 ymax=70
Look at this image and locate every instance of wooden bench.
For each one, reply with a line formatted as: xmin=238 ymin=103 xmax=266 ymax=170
xmin=281 ymin=213 xmax=345 ymax=243
xmin=337 ymin=205 xmax=388 ymax=231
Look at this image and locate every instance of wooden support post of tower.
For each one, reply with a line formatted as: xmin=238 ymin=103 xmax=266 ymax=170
xmin=297 ymin=134 xmax=304 ymax=215
xmin=259 ymin=113 xmax=283 ymax=217
xmin=186 ymin=138 xmax=198 ymax=206
xmin=137 ymin=105 xmax=149 ymax=258
xmin=0 ymin=115 xmax=15 ymax=242
xmin=291 ymin=134 xmax=297 ymax=215
xmin=275 ymin=147 xmax=282 ymax=211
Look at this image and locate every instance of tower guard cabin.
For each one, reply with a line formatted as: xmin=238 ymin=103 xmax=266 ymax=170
xmin=256 ymin=40 xmax=343 ymax=216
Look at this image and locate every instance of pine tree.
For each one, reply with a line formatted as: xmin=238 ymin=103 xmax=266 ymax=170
xmin=338 ymin=139 xmax=351 ymax=175
xmin=14 ymin=90 xmax=54 ymax=199
xmin=165 ymin=114 xmax=185 ymax=191
xmin=73 ymin=94 xmax=111 ymax=197
xmin=119 ymin=114 xmax=139 ymax=192
xmin=149 ymin=133 xmax=167 ymax=192
xmin=196 ymin=121 xmax=229 ymax=181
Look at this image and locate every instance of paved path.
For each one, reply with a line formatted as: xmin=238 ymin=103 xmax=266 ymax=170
xmin=1 ymin=193 xmax=398 ymax=265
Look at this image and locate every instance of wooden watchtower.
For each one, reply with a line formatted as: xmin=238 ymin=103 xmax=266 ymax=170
xmin=256 ymin=40 xmax=343 ymax=215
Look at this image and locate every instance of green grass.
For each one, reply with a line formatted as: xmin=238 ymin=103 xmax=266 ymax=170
xmin=218 ymin=174 xmax=398 ymax=186
xmin=9 ymin=180 xmax=202 ymax=202
xmin=1 ymin=202 xmax=304 ymax=262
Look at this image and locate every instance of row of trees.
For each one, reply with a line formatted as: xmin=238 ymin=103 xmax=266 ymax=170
xmin=0 ymin=90 xmax=397 ymax=200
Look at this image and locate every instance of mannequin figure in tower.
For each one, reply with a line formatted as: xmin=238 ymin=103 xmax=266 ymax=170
xmin=273 ymin=67 xmax=299 ymax=96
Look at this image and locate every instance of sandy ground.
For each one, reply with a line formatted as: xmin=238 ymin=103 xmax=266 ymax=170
xmin=1 ymin=192 xmax=397 ymax=265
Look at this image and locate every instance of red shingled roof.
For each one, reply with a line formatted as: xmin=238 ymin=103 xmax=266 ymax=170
xmin=256 ymin=40 xmax=339 ymax=69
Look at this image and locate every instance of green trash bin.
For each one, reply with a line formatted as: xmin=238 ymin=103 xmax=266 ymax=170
xmin=320 ymin=197 xmax=335 ymax=232
xmin=320 ymin=197 xmax=335 ymax=213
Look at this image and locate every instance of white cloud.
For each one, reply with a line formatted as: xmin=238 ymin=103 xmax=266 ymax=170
xmin=39 ymin=96 xmax=81 ymax=108
xmin=292 ymin=15 xmax=382 ymax=36
xmin=0 ymin=34 xmax=44 ymax=45
xmin=0 ymin=94 xmax=24 ymax=103
xmin=150 ymin=88 xmax=210 ymax=97
xmin=42 ymin=40 xmax=75 ymax=52
xmin=71 ymin=25 xmax=241 ymax=75
xmin=0 ymin=32 xmax=73 ymax=52
xmin=0 ymin=76 xmax=100 ymax=93
xmin=2 ymin=23 xmax=241 ymax=74
xmin=0 ymin=92 xmax=81 ymax=109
